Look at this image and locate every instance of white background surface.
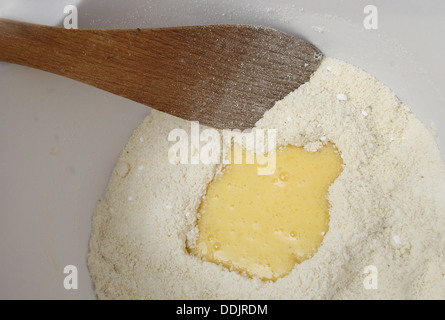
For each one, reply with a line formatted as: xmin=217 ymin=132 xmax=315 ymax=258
xmin=0 ymin=0 xmax=444 ymax=299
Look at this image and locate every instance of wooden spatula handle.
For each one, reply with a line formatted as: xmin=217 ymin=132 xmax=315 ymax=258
xmin=0 ymin=18 xmax=174 ymax=108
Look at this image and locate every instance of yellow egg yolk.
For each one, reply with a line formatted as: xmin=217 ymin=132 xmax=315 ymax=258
xmin=189 ymin=143 xmax=343 ymax=281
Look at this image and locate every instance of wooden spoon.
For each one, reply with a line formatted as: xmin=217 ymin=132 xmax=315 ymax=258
xmin=0 ymin=18 xmax=322 ymax=130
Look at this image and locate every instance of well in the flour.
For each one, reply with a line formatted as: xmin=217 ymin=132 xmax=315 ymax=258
xmin=188 ymin=142 xmax=343 ymax=281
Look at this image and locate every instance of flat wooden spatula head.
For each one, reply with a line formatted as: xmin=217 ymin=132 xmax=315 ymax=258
xmin=152 ymin=25 xmax=323 ymax=129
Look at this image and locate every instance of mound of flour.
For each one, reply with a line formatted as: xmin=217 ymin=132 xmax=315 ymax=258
xmin=88 ymin=57 xmax=445 ymax=299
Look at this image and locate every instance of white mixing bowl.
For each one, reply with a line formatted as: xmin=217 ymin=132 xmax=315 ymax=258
xmin=1 ymin=0 xmax=444 ymax=299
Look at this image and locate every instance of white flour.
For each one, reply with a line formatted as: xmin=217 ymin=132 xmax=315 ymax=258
xmin=88 ymin=57 xmax=445 ymax=299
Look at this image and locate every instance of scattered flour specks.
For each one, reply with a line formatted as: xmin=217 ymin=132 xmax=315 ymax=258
xmin=88 ymin=57 xmax=445 ymax=300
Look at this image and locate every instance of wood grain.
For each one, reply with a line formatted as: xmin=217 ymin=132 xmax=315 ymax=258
xmin=0 ymin=18 xmax=322 ymax=129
